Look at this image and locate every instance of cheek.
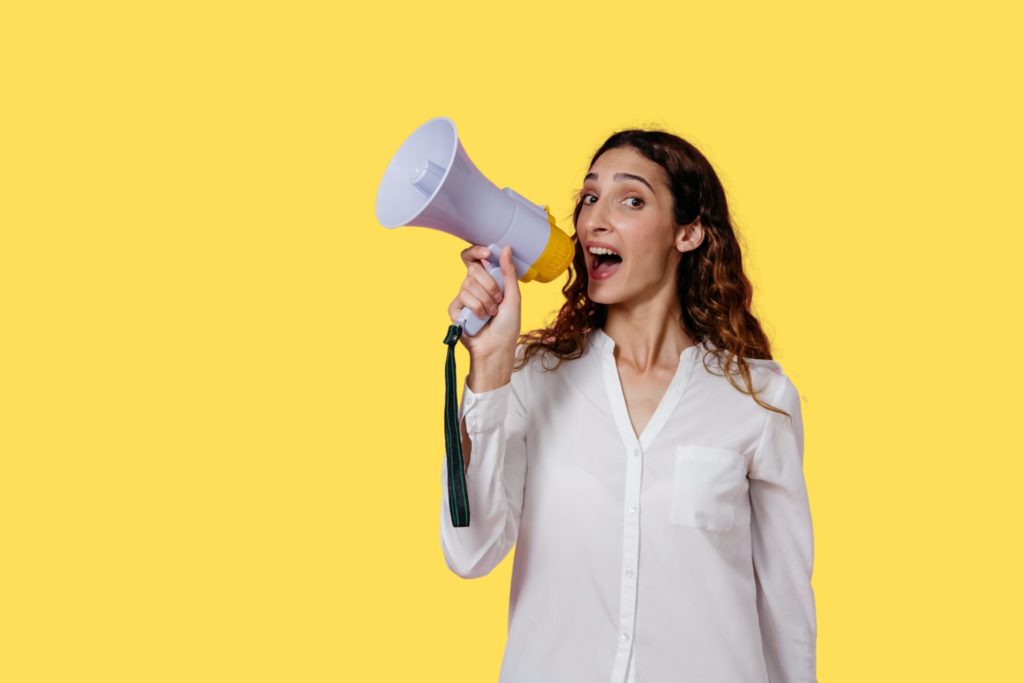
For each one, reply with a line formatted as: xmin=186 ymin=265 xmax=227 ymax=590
xmin=633 ymin=252 xmax=669 ymax=279
xmin=627 ymin=232 xmax=672 ymax=267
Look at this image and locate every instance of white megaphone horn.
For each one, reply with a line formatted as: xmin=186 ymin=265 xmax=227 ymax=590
xmin=374 ymin=116 xmax=574 ymax=336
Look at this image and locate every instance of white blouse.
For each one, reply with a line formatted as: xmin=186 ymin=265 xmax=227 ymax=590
xmin=439 ymin=327 xmax=817 ymax=682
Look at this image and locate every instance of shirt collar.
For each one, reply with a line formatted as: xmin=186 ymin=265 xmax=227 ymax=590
xmin=589 ymin=327 xmax=715 ymax=359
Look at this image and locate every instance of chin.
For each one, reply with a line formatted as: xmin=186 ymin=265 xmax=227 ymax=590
xmin=587 ymin=286 xmax=620 ymax=306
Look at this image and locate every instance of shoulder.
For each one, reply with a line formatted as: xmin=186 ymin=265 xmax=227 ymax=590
xmin=694 ymin=342 xmax=785 ymax=378
xmin=510 ymin=339 xmax=593 ymax=396
xmin=513 ymin=340 xmax=589 ymax=372
xmin=509 ymin=343 xmax=537 ymax=393
xmin=693 ymin=344 xmax=798 ymax=412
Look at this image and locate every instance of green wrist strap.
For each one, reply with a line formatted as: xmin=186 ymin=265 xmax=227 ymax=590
xmin=443 ymin=323 xmax=470 ymax=527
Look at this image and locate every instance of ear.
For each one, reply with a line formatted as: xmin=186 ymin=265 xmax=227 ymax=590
xmin=676 ymin=216 xmax=703 ymax=252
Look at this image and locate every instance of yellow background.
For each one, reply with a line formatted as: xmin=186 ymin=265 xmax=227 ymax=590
xmin=2 ymin=1 xmax=1021 ymax=680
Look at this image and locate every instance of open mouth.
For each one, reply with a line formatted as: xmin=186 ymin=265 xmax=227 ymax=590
xmin=588 ymin=248 xmax=623 ymax=280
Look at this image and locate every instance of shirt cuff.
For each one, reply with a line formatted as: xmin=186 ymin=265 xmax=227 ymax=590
xmin=459 ymin=376 xmax=512 ymax=433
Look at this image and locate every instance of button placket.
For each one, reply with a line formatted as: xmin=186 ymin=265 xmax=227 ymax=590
xmin=601 ymin=344 xmax=691 ymax=683
xmin=612 ymin=440 xmax=643 ymax=681
xmin=593 ymin=332 xmax=702 ymax=682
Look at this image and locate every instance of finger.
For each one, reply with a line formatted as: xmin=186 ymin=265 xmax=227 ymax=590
xmin=500 ymin=245 xmax=519 ymax=298
xmin=460 ymin=244 xmax=491 ymax=265
xmin=448 ymin=295 xmax=464 ymax=323
xmin=463 ymin=276 xmax=499 ymax=316
xmin=467 ymin=261 xmax=502 ymax=302
xmin=458 ymin=290 xmax=491 ymax=319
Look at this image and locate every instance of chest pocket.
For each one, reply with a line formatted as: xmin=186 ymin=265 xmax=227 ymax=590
xmin=670 ymin=445 xmax=747 ymax=533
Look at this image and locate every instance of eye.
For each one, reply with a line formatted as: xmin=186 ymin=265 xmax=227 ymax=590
xmin=580 ymin=193 xmax=644 ymax=208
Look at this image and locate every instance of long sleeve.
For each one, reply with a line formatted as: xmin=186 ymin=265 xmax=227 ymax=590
xmin=439 ymin=359 xmax=528 ymax=579
xmin=749 ymin=376 xmax=818 ymax=682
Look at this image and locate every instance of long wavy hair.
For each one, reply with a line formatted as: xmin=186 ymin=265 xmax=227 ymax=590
xmin=514 ymin=128 xmax=790 ymax=417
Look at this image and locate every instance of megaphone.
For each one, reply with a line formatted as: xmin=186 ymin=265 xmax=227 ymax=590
xmin=374 ymin=116 xmax=574 ymax=336
xmin=374 ymin=117 xmax=575 ymax=529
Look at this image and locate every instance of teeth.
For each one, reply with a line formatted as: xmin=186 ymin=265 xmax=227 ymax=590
xmin=588 ymin=246 xmax=619 ymax=256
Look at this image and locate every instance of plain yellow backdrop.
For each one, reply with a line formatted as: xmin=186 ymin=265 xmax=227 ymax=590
xmin=2 ymin=1 xmax=1022 ymax=681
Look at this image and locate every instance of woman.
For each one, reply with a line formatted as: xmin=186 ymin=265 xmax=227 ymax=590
xmin=440 ymin=129 xmax=817 ymax=683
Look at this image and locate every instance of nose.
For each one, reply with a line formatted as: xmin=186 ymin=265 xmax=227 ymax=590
xmin=579 ymin=195 xmax=612 ymax=237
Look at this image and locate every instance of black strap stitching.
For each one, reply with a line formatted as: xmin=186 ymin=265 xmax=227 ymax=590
xmin=443 ymin=324 xmax=470 ymax=527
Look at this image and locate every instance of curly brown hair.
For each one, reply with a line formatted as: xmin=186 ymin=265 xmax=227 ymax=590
xmin=514 ymin=128 xmax=790 ymax=417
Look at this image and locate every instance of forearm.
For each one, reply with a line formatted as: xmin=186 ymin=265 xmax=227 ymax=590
xmin=462 ymin=349 xmax=513 ymax=473
xmin=467 ymin=347 xmax=515 ymax=393
xmin=441 ymin=363 xmax=527 ymax=579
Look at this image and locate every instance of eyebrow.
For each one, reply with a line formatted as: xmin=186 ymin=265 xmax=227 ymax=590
xmin=583 ymin=172 xmax=655 ymax=193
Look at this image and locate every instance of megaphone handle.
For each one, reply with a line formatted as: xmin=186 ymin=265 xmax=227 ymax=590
xmin=457 ymin=258 xmax=505 ymax=337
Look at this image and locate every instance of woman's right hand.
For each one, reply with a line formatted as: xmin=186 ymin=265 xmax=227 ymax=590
xmin=448 ymin=244 xmax=521 ymax=359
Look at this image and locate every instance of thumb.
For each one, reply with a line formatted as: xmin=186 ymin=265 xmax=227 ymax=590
xmin=500 ymin=246 xmax=520 ymax=298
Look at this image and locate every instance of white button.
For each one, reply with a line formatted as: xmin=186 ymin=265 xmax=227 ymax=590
xmin=621 ymin=632 xmax=630 ymax=641
xmin=625 ymin=568 xmax=634 ymax=577
xmin=628 ymin=505 xmax=637 ymax=514
xmin=631 ymin=448 xmax=640 ymax=457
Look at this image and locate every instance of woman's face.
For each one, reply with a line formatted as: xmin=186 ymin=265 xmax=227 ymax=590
xmin=576 ymin=146 xmax=693 ymax=307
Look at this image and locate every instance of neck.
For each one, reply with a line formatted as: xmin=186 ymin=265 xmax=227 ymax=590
xmin=603 ymin=298 xmax=694 ymax=373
